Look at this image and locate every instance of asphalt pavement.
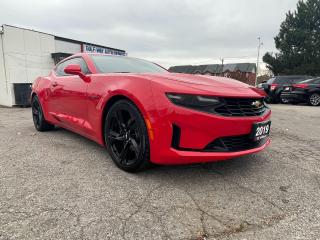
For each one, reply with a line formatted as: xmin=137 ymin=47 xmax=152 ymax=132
xmin=0 ymin=104 xmax=319 ymax=240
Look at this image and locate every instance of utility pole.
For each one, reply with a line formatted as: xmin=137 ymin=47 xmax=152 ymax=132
xmin=220 ymin=58 xmax=224 ymax=76
xmin=255 ymin=37 xmax=263 ymax=86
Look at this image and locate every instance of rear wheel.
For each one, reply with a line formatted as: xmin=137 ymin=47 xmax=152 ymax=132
xmin=32 ymin=96 xmax=54 ymax=131
xmin=280 ymin=95 xmax=289 ymax=104
xmin=308 ymin=93 xmax=320 ymax=106
xmin=104 ymin=100 xmax=150 ymax=172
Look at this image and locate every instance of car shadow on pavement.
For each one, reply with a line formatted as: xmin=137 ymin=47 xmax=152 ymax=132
xmin=49 ymin=126 xmax=265 ymax=181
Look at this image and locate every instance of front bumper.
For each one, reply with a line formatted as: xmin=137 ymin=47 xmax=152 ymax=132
xmin=161 ymin=139 xmax=270 ymax=165
xmin=148 ymin=104 xmax=271 ymax=165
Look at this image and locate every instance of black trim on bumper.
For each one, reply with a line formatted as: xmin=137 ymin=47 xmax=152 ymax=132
xmin=171 ymin=124 xmax=268 ymax=153
xmin=171 ymin=124 xmax=181 ymax=149
xmin=204 ymin=134 xmax=268 ymax=152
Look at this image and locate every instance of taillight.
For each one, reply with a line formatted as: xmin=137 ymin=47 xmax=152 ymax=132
xmin=270 ymin=84 xmax=278 ymax=91
xmin=293 ymin=84 xmax=309 ymax=89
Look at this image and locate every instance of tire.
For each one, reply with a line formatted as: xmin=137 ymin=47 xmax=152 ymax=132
xmin=31 ymin=96 xmax=55 ymax=131
xmin=308 ymin=93 xmax=320 ymax=106
xmin=280 ymin=95 xmax=289 ymax=104
xmin=104 ymin=100 xmax=150 ymax=172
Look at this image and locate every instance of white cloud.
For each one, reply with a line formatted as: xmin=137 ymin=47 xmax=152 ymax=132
xmin=0 ymin=0 xmax=298 ymax=68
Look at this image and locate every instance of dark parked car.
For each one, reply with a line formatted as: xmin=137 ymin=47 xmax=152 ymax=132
xmin=260 ymin=75 xmax=312 ymax=103
xmin=280 ymin=77 xmax=320 ymax=106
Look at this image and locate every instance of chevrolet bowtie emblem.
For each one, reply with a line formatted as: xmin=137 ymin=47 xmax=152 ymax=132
xmin=252 ymin=100 xmax=262 ymax=108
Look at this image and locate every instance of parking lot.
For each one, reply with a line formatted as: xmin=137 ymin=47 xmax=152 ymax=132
xmin=0 ymin=104 xmax=319 ymax=240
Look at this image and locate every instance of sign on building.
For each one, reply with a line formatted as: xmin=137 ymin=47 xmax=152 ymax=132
xmin=83 ymin=44 xmax=126 ymax=56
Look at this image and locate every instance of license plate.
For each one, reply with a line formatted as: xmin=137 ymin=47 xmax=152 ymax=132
xmin=250 ymin=121 xmax=271 ymax=141
xmin=284 ymin=87 xmax=291 ymax=91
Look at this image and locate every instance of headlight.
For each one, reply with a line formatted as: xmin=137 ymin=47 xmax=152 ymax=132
xmin=263 ymin=97 xmax=270 ymax=107
xmin=166 ymin=93 xmax=222 ymax=110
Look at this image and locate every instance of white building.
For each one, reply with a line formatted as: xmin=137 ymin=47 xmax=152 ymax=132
xmin=0 ymin=24 xmax=126 ymax=107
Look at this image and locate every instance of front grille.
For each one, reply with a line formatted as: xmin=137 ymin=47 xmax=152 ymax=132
xmin=204 ymin=134 xmax=267 ymax=152
xmin=214 ymin=98 xmax=267 ymax=117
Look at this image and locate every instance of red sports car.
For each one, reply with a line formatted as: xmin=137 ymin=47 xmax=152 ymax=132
xmin=31 ymin=53 xmax=271 ymax=172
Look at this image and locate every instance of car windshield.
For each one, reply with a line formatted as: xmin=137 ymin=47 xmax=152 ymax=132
xmin=90 ymin=55 xmax=168 ymax=74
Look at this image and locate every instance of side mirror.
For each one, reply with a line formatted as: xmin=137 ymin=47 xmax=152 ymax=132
xmin=64 ymin=64 xmax=82 ymax=75
xmin=64 ymin=64 xmax=90 ymax=82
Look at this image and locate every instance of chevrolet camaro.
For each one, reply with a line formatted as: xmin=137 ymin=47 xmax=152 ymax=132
xmin=31 ymin=53 xmax=271 ymax=172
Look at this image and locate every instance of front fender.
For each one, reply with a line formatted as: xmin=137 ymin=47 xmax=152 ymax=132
xmin=98 ymin=89 xmax=151 ymax=121
xmin=87 ymin=75 xmax=159 ymax=147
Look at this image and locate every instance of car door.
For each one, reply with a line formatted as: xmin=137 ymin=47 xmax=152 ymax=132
xmin=48 ymin=57 xmax=91 ymax=132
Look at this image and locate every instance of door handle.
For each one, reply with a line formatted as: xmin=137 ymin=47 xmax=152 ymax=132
xmin=52 ymin=82 xmax=58 ymax=87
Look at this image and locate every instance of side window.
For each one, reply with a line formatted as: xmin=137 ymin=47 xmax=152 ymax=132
xmin=72 ymin=58 xmax=90 ymax=74
xmin=55 ymin=61 xmax=69 ymax=76
xmin=55 ymin=57 xmax=90 ymax=76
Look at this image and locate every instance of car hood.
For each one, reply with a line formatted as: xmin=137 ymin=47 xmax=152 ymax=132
xmin=137 ymin=73 xmax=265 ymax=98
xmin=152 ymin=73 xmax=247 ymax=87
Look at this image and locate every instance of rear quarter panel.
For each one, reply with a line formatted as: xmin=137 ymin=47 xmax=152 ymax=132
xmin=31 ymin=74 xmax=55 ymax=122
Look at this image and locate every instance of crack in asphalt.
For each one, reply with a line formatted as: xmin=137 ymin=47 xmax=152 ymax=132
xmin=120 ymin=184 xmax=163 ymax=239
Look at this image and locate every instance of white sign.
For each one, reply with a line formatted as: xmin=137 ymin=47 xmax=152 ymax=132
xmin=83 ymin=44 xmax=126 ymax=56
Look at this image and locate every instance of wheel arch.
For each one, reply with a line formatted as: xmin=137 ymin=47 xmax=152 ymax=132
xmin=100 ymin=94 xmax=150 ymax=145
xmin=31 ymin=92 xmax=37 ymax=100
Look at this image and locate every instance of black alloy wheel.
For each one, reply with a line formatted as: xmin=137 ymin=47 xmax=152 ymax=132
xmin=104 ymin=100 xmax=150 ymax=172
xmin=280 ymin=95 xmax=289 ymax=104
xmin=309 ymin=93 xmax=320 ymax=106
xmin=32 ymin=96 xmax=54 ymax=131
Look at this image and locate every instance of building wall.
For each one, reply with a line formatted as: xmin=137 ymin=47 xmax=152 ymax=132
xmin=0 ymin=31 xmax=10 ymax=106
xmin=0 ymin=25 xmax=126 ymax=107
xmin=222 ymin=71 xmax=256 ymax=86
xmin=55 ymin=39 xmax=81 ymax=54
xmin=0 ymin=25 xmax=55 ymax=106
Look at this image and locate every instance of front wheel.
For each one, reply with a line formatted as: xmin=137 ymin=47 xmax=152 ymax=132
xmin=32 ymin=96 xmax=55 ymax=131
xmin=104 ymin=100 xmax=150 ymax=172
xmin=308 ymin=93 xmax=320 ymax=106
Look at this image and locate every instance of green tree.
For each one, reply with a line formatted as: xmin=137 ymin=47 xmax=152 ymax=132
xmin=263 ymin=0 xmax=320 ymax=75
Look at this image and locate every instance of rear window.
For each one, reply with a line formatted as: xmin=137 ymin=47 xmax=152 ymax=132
xmin=300 ymin=77 xmax=320 ymax=83
xmin=266 ymin=78 xmax=275 ymax=84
